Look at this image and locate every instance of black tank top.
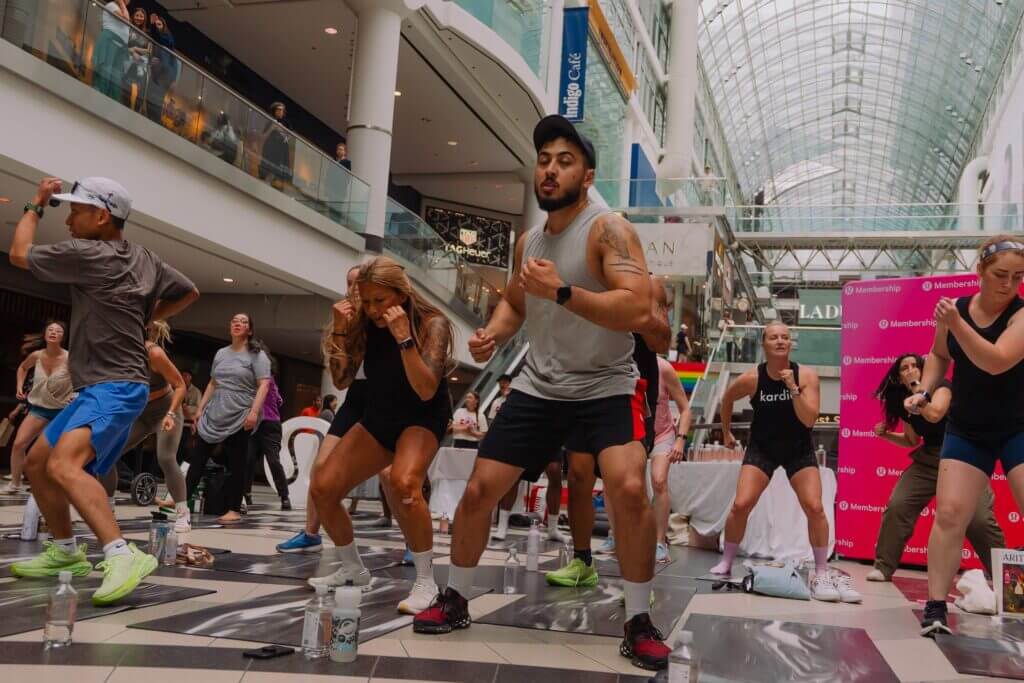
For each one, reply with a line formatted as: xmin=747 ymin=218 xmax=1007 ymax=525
xmin=749 ymin=361 xmax=811 ymax=444
xmin=363 ymin=322 xmax=451 ymax=421
xmin=902 ymin=379 xmax=952 ymax=449
xmin=947 ymin=296 xmax=1024 ymax=437
xmin=632 ymin=333 xmax=659 ymax=421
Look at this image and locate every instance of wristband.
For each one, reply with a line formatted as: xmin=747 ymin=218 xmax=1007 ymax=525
xmin=23 ymin=202 xmax=43 ymax=218
xmin=919 ymin=390 xmax=931 ymax=403
xmin=398 ymin=337 xmax=415 ymax=351
xmin=166 ymin=412 xmax=176 ymax=419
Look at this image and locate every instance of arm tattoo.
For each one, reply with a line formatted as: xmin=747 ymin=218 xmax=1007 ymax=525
xmin=421 ymin=317 xmax=451 ymax=381
xmin=597 ymin=221 xmax=635 ymax=261
xmin=328 ymin=348 xmax=362 ymax=389
xmin=598 ymin=218 xmax=645 ymax=275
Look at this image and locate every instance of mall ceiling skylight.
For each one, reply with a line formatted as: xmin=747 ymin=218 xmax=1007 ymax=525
xmin=697 ymin=0 xmax=1024 ymax=209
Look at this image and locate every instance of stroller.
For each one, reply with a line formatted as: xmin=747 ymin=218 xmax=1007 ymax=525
xmin=112 ymin=434 xmax=164 ymax=506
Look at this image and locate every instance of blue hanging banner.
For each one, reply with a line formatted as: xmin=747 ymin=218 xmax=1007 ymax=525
xmin=558 ymin=6 xmax=589 ymax=123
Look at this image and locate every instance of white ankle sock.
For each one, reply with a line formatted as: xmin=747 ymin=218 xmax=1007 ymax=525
xmin=108 ymin=496 xmax=116 ymax=511
xmin=547 ymin=513 xmax=560 ymax=530
xmin=337 ymin=541 xmax=366 ymax=572
xmin=623 ymin=579 xmax=653 ymax=620
xmin=53 ymin=537 xmax=77 ymax=554
xmin=103 ymin=538 xmax=130 ymax=559
xmin=447 ymin=563 xmax=475 ymax=598
xmin=497 ymin=509 xmax=510 ymax=533
xmin=411 ymin=549 xmax=433 ymax=582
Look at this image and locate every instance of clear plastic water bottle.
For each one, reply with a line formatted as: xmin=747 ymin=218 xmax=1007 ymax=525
xmin=330 ymin=581 xmax=361 ymax=663
xmin=526 ymin=519 xmax=541 ymax=571
xmin=668 ymin=630 xmax=700 ymax=682
xmin=162 ymin=527 xmax=177 ymax=566
xmin=302 ymin=584 xmax=334 ymax=659
xmin=815 ymin=444 xmax=827 ymax=467
xmin=148 ymin=511 xmax=170 ymax=560
xmin=503 ymin=547 xmax=520 ymax=594
xmin=559 ymin=541 xmax=573 ymax=568
xmin=21 ymin=494 xmax=41 ymax=541
xmin=44 ymin=571 xmax=77 ymax=649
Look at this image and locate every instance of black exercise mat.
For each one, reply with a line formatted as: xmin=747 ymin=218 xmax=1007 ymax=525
xmin=130 ymin=577 xmax=490 ymax=645
xmin=0 ymin=576 xmax=215 ymax=637
xmin=678 ymin=613 xmax=898 ymax=683
xmin=476 ymin=567 xmax=694 ymax=637
xmin=206 ymin=545 xmax=416 ymax=581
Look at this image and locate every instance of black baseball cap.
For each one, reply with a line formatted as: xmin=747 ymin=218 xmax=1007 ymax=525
xmin=533 ymin=114 xmax=596 ymax=169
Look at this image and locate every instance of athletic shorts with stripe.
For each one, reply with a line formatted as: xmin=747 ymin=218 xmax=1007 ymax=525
xmin=479 ymin=387 xmax=646 ymax=481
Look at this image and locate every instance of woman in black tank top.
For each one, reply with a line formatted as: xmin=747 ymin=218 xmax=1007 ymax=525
xmin=711 ymin=323 xmax=850 ymax=602
xmin=910 ymin=236 xmax=1024 ymax=637
xmin=310 ymin=256 xmax=455 ymax=615
xmin=868 ymin=354 xmax=1003 ymax=583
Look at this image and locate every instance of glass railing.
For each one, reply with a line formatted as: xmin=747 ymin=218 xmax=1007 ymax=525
xmin=598 ymin=177 xmax=728 ymax=215
xmin=729 ymin=203 xmax=1024 ymax=233
xmin=452 ymin=0 xmax=545 ymax=76
xmin=3 ymin=0 xmax=498 ymax=323
xmin=716 ymin=324 xmax=841 ymax=367
xmin=384 ymin=199 xmax=498 ymax=321
xmin=0 ymin=0 xmax=371 ymax=236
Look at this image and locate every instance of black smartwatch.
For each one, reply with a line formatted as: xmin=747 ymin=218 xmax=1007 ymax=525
xmin=918 ymin=390 xmax=931 ymax=403
xmin=556 ymin=285 xmax=572 ymax=306
xmin=23 ymin=202 xmax=43 ymax=218
xmin=398 ymin=337 xmax=415 ymax=351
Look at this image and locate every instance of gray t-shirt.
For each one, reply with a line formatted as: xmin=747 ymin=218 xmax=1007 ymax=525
xmin=198 ymin=347 xmax=271 ymax=443
xmin=28 ymin=239 xmax=195 ymax=390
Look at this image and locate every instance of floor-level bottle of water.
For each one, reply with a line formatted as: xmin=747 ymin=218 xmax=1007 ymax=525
xmin=302 ymin=584 xmax=334 ymax=659
xmin=503 ymin=547 xmax=520 ymax=594
xmin=162 ymin=527 xmax=177 ymax=566
xmin=668 ymin=630 xmax=700 ymax=682
xmin=44 ymin=570 xmax=77 ymax=649
xmin=330 ymin=581 xmax=362 ymax=663
xmin=526 ymin=520 xmax=540 ymax=571
xmin=21 ymin=494 xmax=40 ymax=541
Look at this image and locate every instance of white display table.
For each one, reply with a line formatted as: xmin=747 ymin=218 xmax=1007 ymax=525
xmin=668 ymin=462 xmax=836 ymax=562
xmin=428 ymin=446 xmax=478 ymax=520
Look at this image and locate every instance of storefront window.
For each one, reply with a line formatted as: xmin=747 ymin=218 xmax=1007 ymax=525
xmin=575 ymin=37 xmax=628 ymax=205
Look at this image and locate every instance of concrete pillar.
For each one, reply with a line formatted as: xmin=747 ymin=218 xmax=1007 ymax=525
xmin=521 ymin=178 xmax=544 ymax=233
xmin=958 ymin=156 xmax=988 ymax=231
xmin=658 ymin=0 xmax=698 ymax=184
xmin=345 ymin=0 xmax=424 ymax=251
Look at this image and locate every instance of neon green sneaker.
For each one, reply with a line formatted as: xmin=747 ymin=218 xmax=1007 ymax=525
xmin=10 ymin=541 xmax=92 ymax=578
xmin=545 ymin=558 xmax=599 ymax=587
xmin=92 ymin=544 xmax=157 ymax=606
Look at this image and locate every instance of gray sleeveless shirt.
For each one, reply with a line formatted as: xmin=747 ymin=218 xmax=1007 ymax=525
xmin=511 ymin=202 xmax=638 ymax=401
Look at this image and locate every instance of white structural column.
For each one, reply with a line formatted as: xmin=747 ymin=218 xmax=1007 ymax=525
xmin=543 ymin=0 xmax=566 ymax=113
xmin=658 ymin=0 xmax=699 ymax=183
xmin=958 ymin=156 xmax=989 ymax=231
xmin=346 ymin=0 xmax=424 ymax=251
xmin=521 ymin=173 xmax=544 ymax=232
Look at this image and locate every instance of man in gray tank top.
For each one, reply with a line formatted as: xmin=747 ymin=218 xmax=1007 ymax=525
xmin=414 ymin=115 xmax=673 ymax=671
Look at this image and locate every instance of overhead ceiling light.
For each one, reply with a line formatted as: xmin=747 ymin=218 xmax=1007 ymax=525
xmin=324 ymin=27 xmax=338 ymax=35
xmin=447 ymin=140 xmax=458 ymax=146
xmin=469 ymin=161 xmax=479 ymax=166
xmin=394 ymin=90 xmax=402 ymax=96
xmin=223 ymin=277 xmax=234 ymax=283
xmin=450 ymin=376 xmax=459 ymax=381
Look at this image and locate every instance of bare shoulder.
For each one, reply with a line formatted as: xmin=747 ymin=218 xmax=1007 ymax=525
xmin=799 ymin=365 xmax=820 ymax=385
xmin=589 ymin=212 xmax=643 ymax=256
xmin=731 ymin=368 xmax=758 ymax=395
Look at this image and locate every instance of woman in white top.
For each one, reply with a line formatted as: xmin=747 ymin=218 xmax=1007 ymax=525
xmin=6 ymin=322 xmax=73 ymax=493
xmin=451 ymin=391 xmax=487 ymax=449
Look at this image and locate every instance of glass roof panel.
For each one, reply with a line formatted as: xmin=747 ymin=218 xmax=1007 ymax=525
xmin=697 ymin=0 xmax=1024 ymax=208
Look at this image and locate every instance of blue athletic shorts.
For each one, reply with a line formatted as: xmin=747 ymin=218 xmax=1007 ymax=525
xmin=43 ymin=382 xmax=149 ymax=476
xmin=940 ymin=430 xmax=1024 ymax=477
xmin=28 ymin=404 xmax=63 ymax=422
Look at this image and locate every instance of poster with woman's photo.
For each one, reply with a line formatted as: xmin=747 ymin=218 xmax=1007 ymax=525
xmin=993 ymin=549 xmax=1024 ymax=617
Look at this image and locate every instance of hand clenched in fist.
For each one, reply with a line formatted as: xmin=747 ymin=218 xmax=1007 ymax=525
xmin=469 ymin=328 xmax=496 ymax=362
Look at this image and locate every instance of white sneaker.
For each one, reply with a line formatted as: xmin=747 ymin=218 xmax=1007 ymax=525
xmin=397 ymin=578 xmax=438 ymax=615
xmin=596 ymin=536 xmax=615 ymax=554
xmin=308 ymin=564 xmax=372 ymax=591
xmin=546 ymin=525 xmax=567 ymax=543
xmin=865 ymin=568 xmax=889 ymax=582
xmin=2 ymin=483 xmax=22 ymax=495
xmin=810 ymin=572 xmax=841 ymax=602
xmin=491 ymin=525 xmax=508 ymax=541
xmin=174 ymin=515 xmax=192 ymax=534
xmin=833 ymin=573 xmax=863 ymax=603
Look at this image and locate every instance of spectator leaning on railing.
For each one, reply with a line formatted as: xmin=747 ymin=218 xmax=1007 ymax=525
xmin=144 ymin=13 xmax=178 ymax=125
xmin=92 ymin=0 xmax=129 ymax=101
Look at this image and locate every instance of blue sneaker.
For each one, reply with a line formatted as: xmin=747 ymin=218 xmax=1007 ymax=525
xmin=402 ymin=547 xmax=413 ymax=565
xmin=655 ymin=543 xmax=670 ymax=563
xmin=597 ymin=536 xmax=615 ymax=554
xmin=276 ymin=531 xmax=323 ymax=554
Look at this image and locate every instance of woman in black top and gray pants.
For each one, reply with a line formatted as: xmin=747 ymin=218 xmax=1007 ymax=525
xmin=909 ymin=236 xmax=1024 ymax=636
xmin=870 ymin=354 xmax=1003 ymax=582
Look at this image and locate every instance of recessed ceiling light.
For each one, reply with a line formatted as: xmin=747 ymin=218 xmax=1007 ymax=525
xmin=447 ymin=140 xmax=458 ymax=146
xmin=223 ymin=277 xmax=234 ymax=283
xmin=324 ymin=27 xmax=338 ymax=35
xmin=450 ymin=376 xmax=459 ymax=381
xmin=469 ymin=161 xmax=479 ymax=166
xmin=394 ymin=90 xmax=402 ymax=96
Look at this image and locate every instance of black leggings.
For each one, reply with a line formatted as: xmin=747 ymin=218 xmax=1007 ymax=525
xmin=246 ymin=420 xmax=289 ymax=499
xmin=186 ymin=429 xmax=249 ymax=513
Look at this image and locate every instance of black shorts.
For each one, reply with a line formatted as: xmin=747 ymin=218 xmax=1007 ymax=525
xmin=360 ymin=413 xmax=449 ymax=452
xmin=743 ymin=438 xmax=816 ymax=479
xmin=479 ymin=388 xmax=645 ymax=481
xmin=328 ymin=380 xmax=368 ymax=438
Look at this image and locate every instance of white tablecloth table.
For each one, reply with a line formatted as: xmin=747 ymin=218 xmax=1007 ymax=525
xmin=668 ymin=462 xmax=836 ymax=563
xmin=428 ymin=447 xmax=478 ymax=520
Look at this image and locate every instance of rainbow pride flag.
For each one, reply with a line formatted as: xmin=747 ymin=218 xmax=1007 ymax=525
xmin=672 ymin=361 xmax=706 ymax=395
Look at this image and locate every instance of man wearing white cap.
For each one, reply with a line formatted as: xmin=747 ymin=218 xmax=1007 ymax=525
xmin=7 ymin=177 xmax=198 ymax=605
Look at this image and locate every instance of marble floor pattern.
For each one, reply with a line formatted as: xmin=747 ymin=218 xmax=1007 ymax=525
xmin=0 ymin=486 xmax=1018 ymax=682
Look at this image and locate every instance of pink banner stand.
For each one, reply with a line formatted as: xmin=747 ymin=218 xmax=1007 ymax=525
xmin=839 ymin=275 xmax=1024 ymax=570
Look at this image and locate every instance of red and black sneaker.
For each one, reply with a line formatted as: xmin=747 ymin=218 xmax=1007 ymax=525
xmin=619 ymin=613 xmax=670 ymax=671
xmin=412 ymin=586 xmax=471 ymax=634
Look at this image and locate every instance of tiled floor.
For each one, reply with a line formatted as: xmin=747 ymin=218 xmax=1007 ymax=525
xmin=0 ymin=488 xmax=1015 ymax=682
